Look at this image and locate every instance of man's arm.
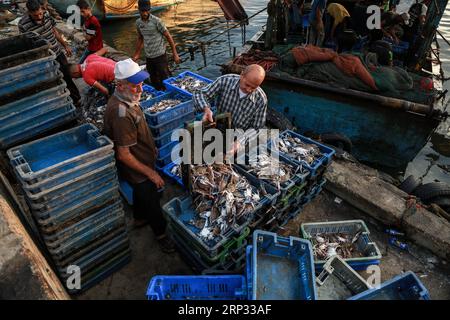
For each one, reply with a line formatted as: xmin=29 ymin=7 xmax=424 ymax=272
xmin=92 ymin=81 xmax=109 ymax=96
xmin=163 ymin=30 xmax=180 ymax=64
xmin=53 ymin=27 xmax=72 ymax=56
xmin=133 ymin=29 xmax=144 ymax=61
xmin=192 ymin=78 xmax=223 ymax=122
xmin=116 ymin=147 xmax=165 ymax=188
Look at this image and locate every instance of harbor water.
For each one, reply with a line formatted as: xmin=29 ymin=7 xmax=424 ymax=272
xmin=101 ymin=0 xmax=450 ymax=183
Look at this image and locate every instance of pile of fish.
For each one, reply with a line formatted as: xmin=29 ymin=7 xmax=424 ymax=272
xmin=140 ymin=90 xmax=156 ymax=102
xmin=171 ymin=76 xmax=209 ymax=93
xmin=147 ymin=99 xmax=182 ymax=113
xmin=278 ymin=133 xmax=322 ymax=165
xmin=80 ymin=89 xmax=107 ymax=130
xmin=189 ymin=164 xmax=261 ymax=241
xmin=311 ymin=232 xmax=364 ymax=260
xmin=245 ymin=153 xmax=300 ymax=191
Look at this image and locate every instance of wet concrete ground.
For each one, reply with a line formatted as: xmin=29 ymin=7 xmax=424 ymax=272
xmin=76 ymin=182 xmax=450 ymax=300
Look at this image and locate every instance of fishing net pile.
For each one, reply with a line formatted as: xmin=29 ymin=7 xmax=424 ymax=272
xmin=232 ymin=49 xmax=279 ymax=71
xmin=275 ymin=45 xmax=436 ymax=104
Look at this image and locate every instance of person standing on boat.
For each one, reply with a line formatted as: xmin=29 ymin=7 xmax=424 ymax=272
xmin=103 ymin=59 xmax=176 ymax=254
xmin=326 ymin=3 xmax=351 ymax=45
xmin=132 ymin=0 xmax=180 ymax=91
xmin=308 ymin=0 xmax=327 ymax=46
xmin=76 ymin=0 xmax=104 ymax=64
xmin=19 ymin=0 xmax=81 ymax=107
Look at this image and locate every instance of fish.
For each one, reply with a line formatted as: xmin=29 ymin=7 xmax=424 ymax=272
xmin=311 ymin=232 xmax=364 ymax=260
xmin=171 ymin=76 xmax=209 ymax=94
xmin=148 ymin=99 xmax=182 ymax=113
xmin=139 ymin=91 xmax=155 ymax=102
xmin=277 ymin=133 xmax=323 ymax=165
xmin=189 ymin=163 xmax=261 ymax=241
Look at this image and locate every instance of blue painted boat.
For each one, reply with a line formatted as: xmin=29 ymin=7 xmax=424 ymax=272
xmin=222 ymin=0 xmax=449 ymax=170
xmin=48 ymin=0 xmax=183 ymax=21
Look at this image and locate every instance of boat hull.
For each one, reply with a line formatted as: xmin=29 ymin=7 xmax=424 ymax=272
xmin=264 ymin=81 xmax=439 ymax=169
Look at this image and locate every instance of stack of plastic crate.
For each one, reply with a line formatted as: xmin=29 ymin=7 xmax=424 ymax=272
xmin=0 ymin=33 xmax=77 ymax=149
xmin=7 ymin=124 xmax=131 ymax=294
xmin=162 ymin=166 xmax=279 ymax=273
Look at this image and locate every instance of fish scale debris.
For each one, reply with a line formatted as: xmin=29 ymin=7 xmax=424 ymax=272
xmin=278 ymin=133 xmax=323 ymax=165
xmin=171 ymin=76 xmax=209 ymax=93
xmin=189 ymin=163 xmax=261 ymax=241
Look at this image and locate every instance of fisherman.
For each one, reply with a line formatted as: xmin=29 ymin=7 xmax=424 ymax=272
xmin=19 ymin=0 xmax=81 ymax=106
xmin=103 ymin=58 xmax=175 ymax=253
xmin=381 ymin=12 xmax=409 ymax=44
xmin=193 ymin=64 xmax=267 ymax=131
xmin=325 ymin=3 xmax=351 ymax=45
xmin=403 ymin=0 xmax=428 ymax=65
xmin=76 ymin=0 xmax=105 ymax=64
xmin=132 ymin=0 xmax=180 ymax=90
xmin=308 ymin=0 xmax=327 ymax=46
xmin=68 ymin=52 xmax=114 ymax=96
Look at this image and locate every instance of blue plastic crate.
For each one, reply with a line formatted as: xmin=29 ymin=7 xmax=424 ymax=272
xmin=156 ymin=143 xmax=181 ymax=168
xmin=272 ymin=130 xmax=336 ymax=177
xmin=148 ymin=111 xmax=195 ymax=137
xmin=236 ymin=151 xmax=310 ymax=198
xmin=158 ymin=141 xmax=179 ymax=160
xmin=44 ymin=205 xmax=125 ymax=249
xmin=0 ymin=56 xmax=61 ymax=99
xmin=7 ymin=123 xmax=114 ymax=184
xmin=162 ymin=160 xmax=184 ymax=187
xmin=245 ymin=245 xmax=253 ymax=300
xmin=36 ymin=188 xmax=121 ymax=229
xmin=250 ymin=230 xmax=317 ymax=300
xmin=147 ymin=275 xmax=247 ymax=300
xmin=18 ymin=153 xmax=115 ymax=195
xmin=163 ymin=165 xmax=279 ymax=258
xmin=140 ymin=84 xmax=164 ymax=105
xmin=42 ymin=199 xmax=123 ymax=241
xmin=142 ymin=91 xmax=193 ymax=126
xmin=26 ymin=167 xmax=118 ymax=212
xmin=301 ymin=220 xmax=382 ymax=271
xmin=163 ymin=71 xmax=213 ymax=97
xmin=119 ymin=178 xmax=133 ymax=206
xmin=0 ymin=101 xmax=77 ymax=149
xmin=154 ymin=129 xmax=178 ymax=148
xmin=348 ymin=271 xmax=430 ymax=300
xmin=58 ymin=231 xmax=130 ymax=276
xmin=0 ymin=83 xmax=67 ymax=120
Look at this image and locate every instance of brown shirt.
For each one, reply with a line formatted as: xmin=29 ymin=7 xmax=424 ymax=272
xmin=104 ymin=94 xmax=157 ymax=184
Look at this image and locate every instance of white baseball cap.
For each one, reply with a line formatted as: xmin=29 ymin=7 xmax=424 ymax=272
xmin=114 ymin=58 xmax=149 ymax=84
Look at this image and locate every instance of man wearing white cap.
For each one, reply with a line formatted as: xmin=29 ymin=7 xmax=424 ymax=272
xmin=103 ymin=58 xmax=175 ymax=253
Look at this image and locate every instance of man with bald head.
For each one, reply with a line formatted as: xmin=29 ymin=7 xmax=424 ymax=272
xmin=193 ymin=64 xmax=268 ymax=131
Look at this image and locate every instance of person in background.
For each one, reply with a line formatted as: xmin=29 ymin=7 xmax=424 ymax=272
xmin=326 ymin=3 xmax=351 ymax=44
xmin=76 ymin=0 xmax=104 ymax=64
xmin=19 ymin=0 xmax=81 ymax=106
xmin=308 ymin=0 xmax=327 ymax=46
xmin=132 ymin=0 xmax=180 ymax=90
xmin=336 ymin=29 xmax=358 ymax=53
xmin=69 ymin=51 xmax=114 ymax=96
xmin=103 ymin=58 xmax=175 ymax=253
xmin=381 ymin=12 xmax=409 ymax=44
xmin=403 ymin=0 xmax=428 ymax=65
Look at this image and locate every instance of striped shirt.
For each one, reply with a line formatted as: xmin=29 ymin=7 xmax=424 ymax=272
xmin=18 ymin=11 xmax=61 ymax=56
xmin=136 ymin=15 xmax=168 ymax=59
xmin=193 ymin=74 xmax=268 ymax=130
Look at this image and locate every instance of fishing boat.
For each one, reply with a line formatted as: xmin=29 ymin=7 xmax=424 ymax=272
xmin=222 ymin=0 xmax=449 ymax=170
xmin=48 ymin=0 xmax=183 ymax=20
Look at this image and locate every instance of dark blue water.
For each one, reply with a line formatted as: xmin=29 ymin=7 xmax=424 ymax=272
xmin=102 ymin=0 xmax=450 ymax=183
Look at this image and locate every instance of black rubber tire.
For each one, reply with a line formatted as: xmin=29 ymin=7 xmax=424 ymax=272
xmin=266 ymin=107 xmax=295 ymax=131
xmin=320 ymin=133 xmax=353 ymax=153
xmin=429 ymin=196 xmax=450 ymax=211
xmin=398 ymin=175 xmax=421 ymax=194
xmin=413 ymin=182 xmax=450 ymax=202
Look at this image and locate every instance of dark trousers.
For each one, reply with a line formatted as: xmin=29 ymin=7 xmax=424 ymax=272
xmin=132 ymin=179 xmax=167 ymax=237
xmin=146 ymin=54 xmax=171 ymax=91
xmin=56 ymin=52 xmax=81 ymax=105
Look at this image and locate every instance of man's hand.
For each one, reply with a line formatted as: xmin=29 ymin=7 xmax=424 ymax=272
xmin=225 ymin=141 xmax=241 ymax=160
xmin=132 ymin=54 xmax=140 ymax=62
xmin=173 ymin=53 xmax=181 ymax=64
xmin=148 ymin=171 xmax=165 ymax=189
xmin=65 ymin=46 xmax=72 ymax=57
xmin=202 ymin=107 xmax=214 ymax=123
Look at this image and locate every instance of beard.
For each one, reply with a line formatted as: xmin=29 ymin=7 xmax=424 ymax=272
xmin=116 ymin=88 xmax=141 ymax=104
